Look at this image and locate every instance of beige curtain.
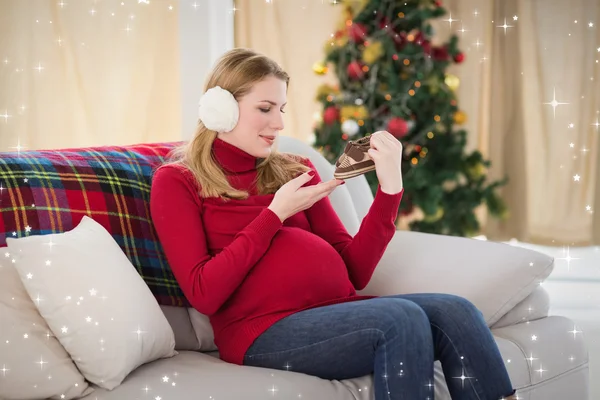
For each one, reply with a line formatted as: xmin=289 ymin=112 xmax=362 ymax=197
xmin=0 ymin=0 xmax=181 ymax=151
xmin=434 ymin=0 xmax=600 ymax=245
xmin=235 ymin=0 xmax=600 ymax=246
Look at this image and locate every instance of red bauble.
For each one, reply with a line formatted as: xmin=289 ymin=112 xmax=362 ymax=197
xmin=414 ymin=32 xmax=425 ymax=44
xmin=348 ymin=22 xmax=368 ymax=43
xmin=392 ymin=31 xmax=408 ymax=50
xmin=387 ymin=117 xmax=409 ymax=138
xmin=435 ymin=0 xmax=442 ymax=6
xmin=454 ymin=52 xmax=465 ymax=63
xmin=378 ymin=17 xmax=391 ymax=29
xmin=432 ymin=46 xmax=449 ymax=61
xmin=323 ymin=106 xmax=339 ymax=125
xmin=347 ymin=61 xmax=365 ymax=80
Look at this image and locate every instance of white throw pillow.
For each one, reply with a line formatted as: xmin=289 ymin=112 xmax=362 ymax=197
xmin=5 ymin=215 xmax=177 ymax=391
xmin=0 ymin=260 xmax=93 ymax=399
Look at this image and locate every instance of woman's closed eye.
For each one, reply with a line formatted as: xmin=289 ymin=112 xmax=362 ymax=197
xmin=260 ymin=108 xmax=285 ymax=114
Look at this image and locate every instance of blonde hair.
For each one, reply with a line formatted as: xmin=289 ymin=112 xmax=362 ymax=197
xmin=162 ymin=48 xmax=311 ymax=200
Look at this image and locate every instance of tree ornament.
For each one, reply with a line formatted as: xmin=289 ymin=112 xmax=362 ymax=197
xmin=341 ymin=105 xmax=369 ymax=120
xmin=348 ymin=22 xmax=368 ymax=43
xmin=312 ymin=62 xmax=328 ymax=75
xmin=423 ymin=207 xmax=444 ymax=222
xmin=379 ymin=16 xmax=391 ymax=29
xmin=336 ymin=34 xmax=349 ymax=47
xmin=392 ymin=31 xmax=408 ymax=50
xmin=362 ymin=40 xmax=384 ymax=64
xmin=387 ymin=117 xmax=409 ymax=138
xmin=432 ymin=46 xmax=449 ymax=61
xmin=444 ymin=74 xmax=460 ymax=91
xmin=454 ymin=52 xmax=465 ymax=63
xmin=315 ymin=83 xmax=339 ymax=102
xmin=426 ymin=75 xmax=440 ymax=94
xmin=313 ymin=111 xmax=323 ymax=125
xmin=198 ymin=86 xmax=239 ymax=132
xmin=341 ymin=119 xmax=360 ymax=137
xmin=347 ymin=61 xmax=365 ymax=80
xmin=453 ymin=110 xmax=467 ymax=125
xmin=323 ymin=106 xmax=340 ymax=125
xmin=466 ymin=162 xmax=486 ymax=180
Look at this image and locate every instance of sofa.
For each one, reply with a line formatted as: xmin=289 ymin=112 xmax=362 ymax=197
xmin=0 ymin=135 xmax=588 ymax=400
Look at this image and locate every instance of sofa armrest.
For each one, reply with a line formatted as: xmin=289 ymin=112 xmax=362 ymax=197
xmin=490 ymin=284 xmax=550 ymax=328
xmin=357 ymin=230 xmax=554 ymax=326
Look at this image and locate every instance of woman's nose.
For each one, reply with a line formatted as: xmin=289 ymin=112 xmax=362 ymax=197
xmin=272 ymin=112 xmax=285 ymax=130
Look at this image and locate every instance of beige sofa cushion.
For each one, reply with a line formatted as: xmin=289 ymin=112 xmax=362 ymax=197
xmin=5 ymin=216 xmax=177 ymax=391
xmin=359 ymin=231 xmax=555 ymax=326
xmin=0 ymin=259 xmax=93 ymax=399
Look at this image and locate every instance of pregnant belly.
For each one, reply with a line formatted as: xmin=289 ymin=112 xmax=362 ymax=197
xmin=233 ymin=227 xmax=355 ymax=314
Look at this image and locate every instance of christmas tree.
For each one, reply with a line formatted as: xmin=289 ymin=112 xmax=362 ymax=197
xmin=311 ymin=0 xmax=508 ymax=237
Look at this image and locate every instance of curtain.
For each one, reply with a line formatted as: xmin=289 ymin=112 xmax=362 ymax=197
xmin=234 ymin=0 xmax=600 ymax=246
xmin=0 ymin=0 xmax=181 ymax=150
xmin=434 ymin=0 xmax=600 ymax=245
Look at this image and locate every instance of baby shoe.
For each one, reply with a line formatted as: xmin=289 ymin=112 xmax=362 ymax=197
xmin=333 ymin=135 xmax=376 ymax=179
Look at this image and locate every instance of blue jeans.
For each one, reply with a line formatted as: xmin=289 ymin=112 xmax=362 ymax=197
xmin=243 ymin=293 xmax=516 ymax=400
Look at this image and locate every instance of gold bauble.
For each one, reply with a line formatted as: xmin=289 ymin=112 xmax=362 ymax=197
xmin=453 ymin=110 xmax=467 ymax=125
xmin=423 ymin=207 xmax=444 ymax=222
xmin=312 ymin=62 xmax=328 ymax=75
xmin=315 ymin=83 xmax=339 ymax=102
xmin=335 ymin=34 xmax=349 ymax=48
xmin=444 ymin=73 xmax=460 ymax=92
xmin=427 ymin=75 xmax=440 ymax=94
xmin=362 ymin=40 xmax=384 ymax=64
xmin=466 ymin=162 xmax=486 ymax=179
xmin=340 ymin=105 xmax=369 ymax=120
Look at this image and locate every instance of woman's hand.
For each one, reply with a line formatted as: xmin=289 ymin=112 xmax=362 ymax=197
xmin=268 ymin=171 xmax=344 ymax=222
xmin=367 ymin=131 xmax=404 ymax=194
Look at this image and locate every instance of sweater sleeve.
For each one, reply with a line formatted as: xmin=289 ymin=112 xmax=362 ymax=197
xmin=302 ymin=160 xmax=403 ymax=290
xmin=150 ymin=165 xmax=282 ymax=316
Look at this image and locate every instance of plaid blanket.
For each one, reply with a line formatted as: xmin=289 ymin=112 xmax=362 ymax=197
xmin=0 ymin=141 xmax=191 ymax=308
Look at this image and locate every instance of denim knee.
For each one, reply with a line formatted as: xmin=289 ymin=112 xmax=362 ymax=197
xmin=431 ymin=293 xmax=484 ymax=321
xmin=375 ymin=298 xmax=431 ymax=335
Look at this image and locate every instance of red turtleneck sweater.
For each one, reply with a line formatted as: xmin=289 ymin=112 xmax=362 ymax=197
xmin=150 ymin=138 xmax=403 ymax=365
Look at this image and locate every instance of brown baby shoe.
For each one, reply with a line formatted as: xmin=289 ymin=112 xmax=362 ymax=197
xmin=333 ymin=135 xmax=376 ymax=179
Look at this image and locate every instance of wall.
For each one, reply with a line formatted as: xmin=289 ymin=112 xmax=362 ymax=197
xmin=178 ymin=0 xmax=234 ymax=140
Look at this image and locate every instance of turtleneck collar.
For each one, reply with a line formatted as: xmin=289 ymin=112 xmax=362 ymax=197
xmin=212 ymin=137 xmax=260 ymax=174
